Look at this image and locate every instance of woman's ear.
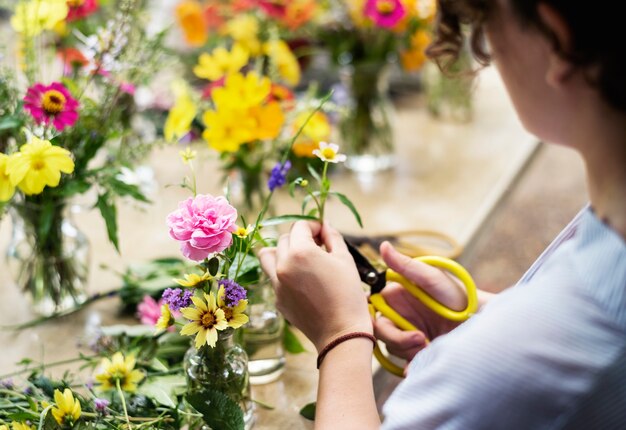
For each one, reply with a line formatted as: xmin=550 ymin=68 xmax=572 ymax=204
xmin=537 ymin=3 xmax=575 ymax=88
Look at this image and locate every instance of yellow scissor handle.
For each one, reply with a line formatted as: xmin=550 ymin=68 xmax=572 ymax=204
xmin=369 ymin=256 xmax=479 ymax=376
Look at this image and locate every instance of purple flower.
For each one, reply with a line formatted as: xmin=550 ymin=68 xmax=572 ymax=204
xmin=162 ymin=288 xmax=195 ymax=311
xmin=1 ymin=379 xmax=14 ymax=390
xmin=94 ymin=398 xmax=110 ymax=414
xmin=23 ymin=386 xmax=33 ymax=396
xmin=218 ymin=279 xmax=247 ymax=307
xmin=267 ymin=160 xmax=291 ymax=192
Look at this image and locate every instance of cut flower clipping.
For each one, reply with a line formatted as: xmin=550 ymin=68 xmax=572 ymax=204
xmin=313 ymin=141 xmax=347 ymax=164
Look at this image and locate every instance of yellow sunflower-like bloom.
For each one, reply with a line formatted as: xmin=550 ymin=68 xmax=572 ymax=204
xmin=0 ymin=154 xmax=16 ymax=202
xmin=180 ymin=292 xmax=228 ymax=348
xmin=202 ymin=108 xmax=256 ymax=153
xmin=94 ymin=352 xmax=144 ymax=392
xmin=175 ymin=272 xmax=211 ymax=287
xmin=226 ymin=15 xmax=261 ymax=56
xmin=6 ymin=137 xmax=74 ymax=195
xmin=233 ymin=224 xmax=253 ymax=239
xmin=249 ymin=101 xmax=285 ymax=140
xmin=11 ymin=422 xmax=34 ymax=430
xmin=164 ymin=83 xmax=197 ymax=142
xmin=263 ymin=40 xmax=301 ymax=87
xmin=11 ymin=0 xmax=69 ymax=37
xmin=193 ymin=44 xmax=249 ymax=82
xmin=211 ymin=72 xmax=271 ymax=111
xmin=155 ymin=304 xmax=174 ymax=330
xmin=217 ymin=286 xmax=249 ymax=329
xmin=50 ymin=389 xmax=81 ymax=426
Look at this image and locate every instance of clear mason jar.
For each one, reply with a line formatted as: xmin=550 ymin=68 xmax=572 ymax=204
xmin=184 ymin=328 xmax=255 ymax=429
xmin=5 ymin=200 xmax=89 ymax=316
xmin=338 ymin=60 xmax=396 ymax=173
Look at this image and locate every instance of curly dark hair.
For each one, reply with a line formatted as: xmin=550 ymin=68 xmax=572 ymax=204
xmin=428 ymin=0 xmax=626 ymax=111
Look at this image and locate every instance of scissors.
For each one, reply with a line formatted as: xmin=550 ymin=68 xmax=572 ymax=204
xmin=346 ymin=241 xmax=479 ymax=377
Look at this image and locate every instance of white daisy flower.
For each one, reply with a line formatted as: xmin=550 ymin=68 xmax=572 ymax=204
xmin=312 ymin=141 xmax=347 ymax=163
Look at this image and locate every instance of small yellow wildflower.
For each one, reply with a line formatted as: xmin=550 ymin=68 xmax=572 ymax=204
xmin=226 ymin=15 xmax=261 ymax=55
xmin=264 ymin=40 xmax=301 ymax=86
xmin=180 ymin=292 xmax=228 ymax=348
xmin=299 ymin=179 xmax=309 ymax=187
xmin=179 ymin=148 xmax=197 ymax=164
xmin=50 ymin=389 xmax=81 ymax=426
xmin=0 ymin=154 xmax=16 ymax=202
xmin=155 ymin=304 xmax=174 ymax=330
xmin=217 ymin=286 xmax=249 ymax=329
xmin=313 ymin=141 xmax=347 ymax=163
xmin=233 ymin=224 xmax=253 ymax=239
xmin=11 ymin=0 xmax=69 ymax=37
xmin=211 ymin=72 xmax=271 ymax=111
xmin=202 ymin=108 xmax=256 ymax=153
xmin=11 ymin=422 xmax=34 ymax=430
xmin=175 ymin=271 xmax=211 ymax=287
xmin=6 ymin=137 xmax=74 ymax=195
xmin=164 ymin=84 xmax=197 ymax=142
xmin=94 ymin=352 xmax=144 ymax=393
xmin=193 ymin=44 xmax=249 ymax=82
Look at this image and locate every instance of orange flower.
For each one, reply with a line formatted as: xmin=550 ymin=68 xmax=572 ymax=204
xmin=283 ymin=0 xmax=317 ymax=30
xmin=400 ymin=30 xmax=432 ymax=71
xmin=57 ymin=47 xmax=89 ymax=73
xmin=250 ymin=101 xmax=285 ymax=140
xmin=176 ymin=0 xmax=208 ymax=47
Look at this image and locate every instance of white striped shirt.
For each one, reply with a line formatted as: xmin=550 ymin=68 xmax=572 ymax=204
xmin=382 ymin=206 xmax=626 ymax=429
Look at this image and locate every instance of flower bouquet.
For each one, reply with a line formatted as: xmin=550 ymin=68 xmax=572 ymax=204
xmin=0 ymin=0 xmax=167 ymax=315
xmin=316 ymin=0 xmax=435 ymax=172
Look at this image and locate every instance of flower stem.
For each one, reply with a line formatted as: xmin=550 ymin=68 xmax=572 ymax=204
xmin=318 ymin=162 xmax=330 ymax=223
xmin=116 ymin=379 xmax=132 ymax=429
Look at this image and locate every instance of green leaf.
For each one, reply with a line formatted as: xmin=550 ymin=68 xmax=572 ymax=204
xmin=0 ymin=115 xmax=24 ymax=131
xmin=107 ymin=176 xmax=150 ymax=202
xmin=306 ymin=163 xmax=322 ymax=184
xmin=207 ymin=257 xmax=220 ymax=277
xmin=8 ymin=411 xmax=39 ymax=421
xmin=100 ymin=324 xmax=156 ymax=337
xmin=330 ymin=191 xmax=363 ymax=228
xmin=228 ymin=253 xmax=260 ymax=286
xmin=262 ymin=214 xmax=319 ymax=227
xmin=58 ymin=179 xmax=91 ymax=197
xmin=36 ymin=200 xmax=54 ymax=243
xmin=96 ymin=193 xmax=119 ymax=251
xmin=187 ymin=389 xmax=245 ymax=430
xmin=300 ymin=402 xmax=316 ymax=421
xmin=138 ymin=374 xmax=187 ymax=408
xmin=283 ymin=325 xmax=306 ymax=354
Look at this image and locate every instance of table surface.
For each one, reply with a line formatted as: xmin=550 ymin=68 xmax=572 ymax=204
xmin=0 ymin=67 xmax=537 ymax=429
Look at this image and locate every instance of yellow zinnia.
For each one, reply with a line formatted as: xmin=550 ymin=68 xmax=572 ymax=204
xmin=0 ymin=154 xmax=16 ymax=202
xmin=11 ymin=0 xmax=69 ymax=37
xmin=180 ymin=292 xmax=228 ymax=348
xmin=155 ymin=304 xmax=174 ymax=330
xmin=94 ymin=352 xmax=144 ymax=392
xmin=202 ymin=108 xmax=256 ymax=153
xmin=193 ymin=44 xmax=249 ymax=82
xmin=211 ymin=72 xmax=271 ymax=111
xmin=50 ymin=389 xmax=81 ymax=426
xmin=6 ymin=137 xmax=74 ymax=195
xmin=164 ymin=85 xmax=197 ymax=142
xmin=264 ymin=40 xmax=301 ymax=87
xmin=175 ymin=272 xmax=211 ymax=287
xmin=217 ymin=286 xmax=249 ymax=329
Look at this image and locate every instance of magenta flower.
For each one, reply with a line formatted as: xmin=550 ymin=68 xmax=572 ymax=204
xmin=67 ymin=0 xmax=99 ymax=21
xmin=23 ymin=82 xmax=79 ymax=131
xmin=136 ymin=295 xmax=163 ymax=325
xmin=364 ymin=0 xmax=406 ymax=28
xmin=167 ymin=194 xmax=238 ymax=261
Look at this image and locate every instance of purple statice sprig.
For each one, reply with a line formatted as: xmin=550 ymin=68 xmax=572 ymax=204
xmin=218 ymin=279 xmax=247 ymax=307
xmin=267 ymin=160 xmax=292 ymax=192
xmin=94 ymin=398 xmax=110 ymax=415
xmin=162 ymin=288 xmax=195 ymax=312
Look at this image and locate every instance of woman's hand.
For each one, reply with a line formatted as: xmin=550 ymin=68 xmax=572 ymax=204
xmin=258 ymin=221 xmax=372 ymax=352
xmin=373 ymin=242 xmax=471 ymax=361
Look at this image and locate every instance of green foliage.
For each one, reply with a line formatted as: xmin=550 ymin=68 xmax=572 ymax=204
xmin=187 ymin=389 xmax=245 ymax=430
xmin=283 ymin=324 xmax=307 ymax=354
xmin=96 ymin=193 xmax=119 ymax=252
xmin=299 ymin=402 xmax=316 ymax=421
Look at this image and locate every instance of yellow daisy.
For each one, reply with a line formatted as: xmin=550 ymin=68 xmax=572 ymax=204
xmin=217 ymin=286 xmax=249 ymax=329
xmin=50 ymin=389 xmax=81 ymax=426
xmin=11 ymin=0 xmax=69 ymax=37
xmin=94 ymin=352 xmax=144 ymax=392
xmin=202 ymin=108 xmax=256 ymax=153
xmin=264 ymin=40 xmax=301 ymax=86
xmin=11 ymin=422 xmax=34 ymax=430
xmin=211 ymin=72 xmax=271 ymax=111
xmin=156 ymin=304 xmax=174 ymax=330
xmin=174 ymin=272 xmax=211 ymax=288
xmin=193 ymin=44 xmax=249 ymax=82
xmin=233 ymin=225 xmax=254 ymax=239
xmin=164 ymin=84 xmax=197 ymax=142
xmin=6 ymin=137 xmax=74 ymax=195
xmin=180 ymin=292 xmax=228 ymax=348
xmin=0 ymin=153 xmax=16 ymax=202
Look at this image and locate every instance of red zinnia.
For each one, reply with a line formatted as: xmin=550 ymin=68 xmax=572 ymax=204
xmin=66 ymin=0 xmax=99 ymax=21
xmin=23 ymin=82 xmax=79 ymax=131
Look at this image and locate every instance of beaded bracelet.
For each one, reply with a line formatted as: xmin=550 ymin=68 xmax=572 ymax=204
xmin=316 ymin=332 xmax=377 ymax=369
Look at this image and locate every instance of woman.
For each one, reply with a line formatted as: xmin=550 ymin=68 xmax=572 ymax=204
xmin=259 ymin=0 xmax=626 ymax=428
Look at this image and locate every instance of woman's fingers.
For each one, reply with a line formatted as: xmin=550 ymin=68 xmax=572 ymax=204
xmin=374 ymin=316 xmax=427 ymax=360
xmin=258 ymin=247 xmax=278 ymax=285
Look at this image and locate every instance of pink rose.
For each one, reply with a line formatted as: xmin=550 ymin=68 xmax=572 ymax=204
xmin=166 ymin=194 xmax=238 ymax=261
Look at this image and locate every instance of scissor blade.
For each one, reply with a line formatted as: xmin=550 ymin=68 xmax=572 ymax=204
xmin=345 ymin=240 xmax=386 ymax=293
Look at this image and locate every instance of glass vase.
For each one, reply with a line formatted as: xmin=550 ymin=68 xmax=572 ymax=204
xmin=5 ymin=200 xmax=89 ymax=316
xmin=240 ymin=277 xmax=286 ymax=385
xmin=338 ymin=61 xmax=396 ymax=173
xmin=184 ymin=329 xmax=255 ymax=430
